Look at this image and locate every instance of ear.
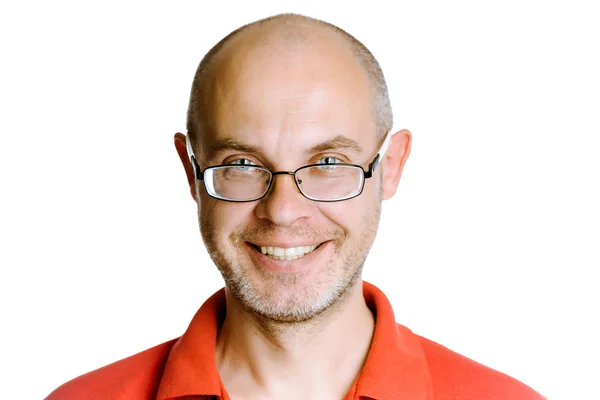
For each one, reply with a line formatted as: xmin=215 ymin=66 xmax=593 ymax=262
xmin=381 ymin=129 xmax=412 ymax=200
xmin=174 ymin=132 xmax=198 ymax=202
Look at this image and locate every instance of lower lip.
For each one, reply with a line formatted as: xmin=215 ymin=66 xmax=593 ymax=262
xmin=245 ymin=241 xmax=331 ymax=274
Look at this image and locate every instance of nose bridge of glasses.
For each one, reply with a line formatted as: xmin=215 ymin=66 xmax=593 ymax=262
xmin=267 ymin=170 xmax=303 ymax=194
xmin=271 ymin=171 xmax=297 ymax=178
xmin=270 ymin=170 xmax=300 ymax=183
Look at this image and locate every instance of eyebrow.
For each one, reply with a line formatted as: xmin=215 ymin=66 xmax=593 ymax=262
xmin=305 ymin=135 xmax=364 ymax=156
xmin=206 ymin=137 xmax=261 ymax=156
xmin=205 ymin=134 xmax=364 ymax=159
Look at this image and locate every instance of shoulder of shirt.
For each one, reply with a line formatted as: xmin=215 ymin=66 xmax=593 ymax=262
xmin=44 ymin=338 xmax=178 ymax=400
xmin=411 ymin=327 xmax=546 ymax=400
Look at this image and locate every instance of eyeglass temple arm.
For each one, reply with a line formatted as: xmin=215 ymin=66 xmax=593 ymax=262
xmin=186 ymin=135 xmax=204 ymax=180
xmin=365 ymin=130 xmax=392 ymax=178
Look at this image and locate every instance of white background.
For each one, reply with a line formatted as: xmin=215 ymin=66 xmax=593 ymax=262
xmin=1 ymin=1 xmax=598 ymax=399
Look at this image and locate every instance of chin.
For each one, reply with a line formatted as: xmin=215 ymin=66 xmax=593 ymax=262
xmin=226 ymin=262 xmax=361 ymax=323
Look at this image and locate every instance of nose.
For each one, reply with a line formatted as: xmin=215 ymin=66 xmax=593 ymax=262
xmin=254 ymin=172 xmax=315 ymax=227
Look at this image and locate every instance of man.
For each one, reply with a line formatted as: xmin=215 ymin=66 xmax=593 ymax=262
xmin=47 ymin=13 xmax=544 ymax=400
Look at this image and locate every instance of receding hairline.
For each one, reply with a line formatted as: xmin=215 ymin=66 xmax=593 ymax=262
xmin=187 ymin=13 xmax=393 ymax=151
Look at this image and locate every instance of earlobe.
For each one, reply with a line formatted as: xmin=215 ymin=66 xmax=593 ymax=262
xmin=174 ymin=132 xmax=199 ymax=202
xmin=381 ymin=129 xmax=412 ymax=200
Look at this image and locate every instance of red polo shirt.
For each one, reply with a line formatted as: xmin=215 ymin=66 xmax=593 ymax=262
xmin=46 ymin=282 xmax=544 ymax=399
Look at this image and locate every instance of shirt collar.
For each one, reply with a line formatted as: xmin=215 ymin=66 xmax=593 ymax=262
xmin=354 ymin=282 xmax=433 ymax=399
xmin=156 ymin=282 xmax=433 ymax=400
xmin=156 ymin=289 xmax=225 ymax=399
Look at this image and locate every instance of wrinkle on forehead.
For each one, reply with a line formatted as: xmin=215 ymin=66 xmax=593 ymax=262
xmin=197 ymin=22 xmax=375 ymax=163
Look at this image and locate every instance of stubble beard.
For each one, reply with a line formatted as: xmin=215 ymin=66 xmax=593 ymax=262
xmin=199 ymin=199 xmax=382 ymax=325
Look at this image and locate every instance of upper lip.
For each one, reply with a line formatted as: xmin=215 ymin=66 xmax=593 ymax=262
xmin=246 ymin=241 xmax=326 ymax=248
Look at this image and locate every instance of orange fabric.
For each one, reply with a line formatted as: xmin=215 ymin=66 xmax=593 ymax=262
xmin=46 ymin=282 xmax=545 ymax=400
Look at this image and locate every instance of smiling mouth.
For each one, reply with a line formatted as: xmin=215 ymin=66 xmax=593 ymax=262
xmin=249 ymin=243 xmax=324 ymax=261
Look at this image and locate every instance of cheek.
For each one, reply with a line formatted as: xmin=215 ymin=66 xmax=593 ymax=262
xmin=319 ymin=192 xmax=377 ymax=237
xmin=198 ymin=192 xmax=255 ymax=238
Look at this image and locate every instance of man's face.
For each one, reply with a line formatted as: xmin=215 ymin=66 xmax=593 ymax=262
xmin=193 ymin=31 xmax=385 ymax=323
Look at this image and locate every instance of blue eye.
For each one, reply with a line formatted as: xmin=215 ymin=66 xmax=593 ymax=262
xmin=316 ymin=157 xmax=341 ymax=169
xmin=231 ymin=159 xmax=256 ymax=171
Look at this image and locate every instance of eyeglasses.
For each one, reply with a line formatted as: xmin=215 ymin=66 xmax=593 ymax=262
xmin=186 ymin=131 xmax=391 ymax=203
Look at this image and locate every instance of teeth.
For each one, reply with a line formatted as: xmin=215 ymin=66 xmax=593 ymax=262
xmin=258 ymin=244 xmax=319 ymax=260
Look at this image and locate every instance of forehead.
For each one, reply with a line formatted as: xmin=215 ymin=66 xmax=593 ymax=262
xmin=196 ymin=26 xmax=376 ymax=158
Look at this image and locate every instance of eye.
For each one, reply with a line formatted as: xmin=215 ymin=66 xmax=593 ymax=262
xmin=315 ymin=156 xmax=343 ymax=169
xmin=230 ymin=158 xmax=256 ymax=171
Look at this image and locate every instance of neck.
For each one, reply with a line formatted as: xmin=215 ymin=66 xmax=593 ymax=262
xmin=216 ymin=279 xmax=374 ymax=400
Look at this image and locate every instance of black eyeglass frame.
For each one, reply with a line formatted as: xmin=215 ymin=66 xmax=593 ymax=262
xmin=186 ymin=131 xmax=391 ymax=203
